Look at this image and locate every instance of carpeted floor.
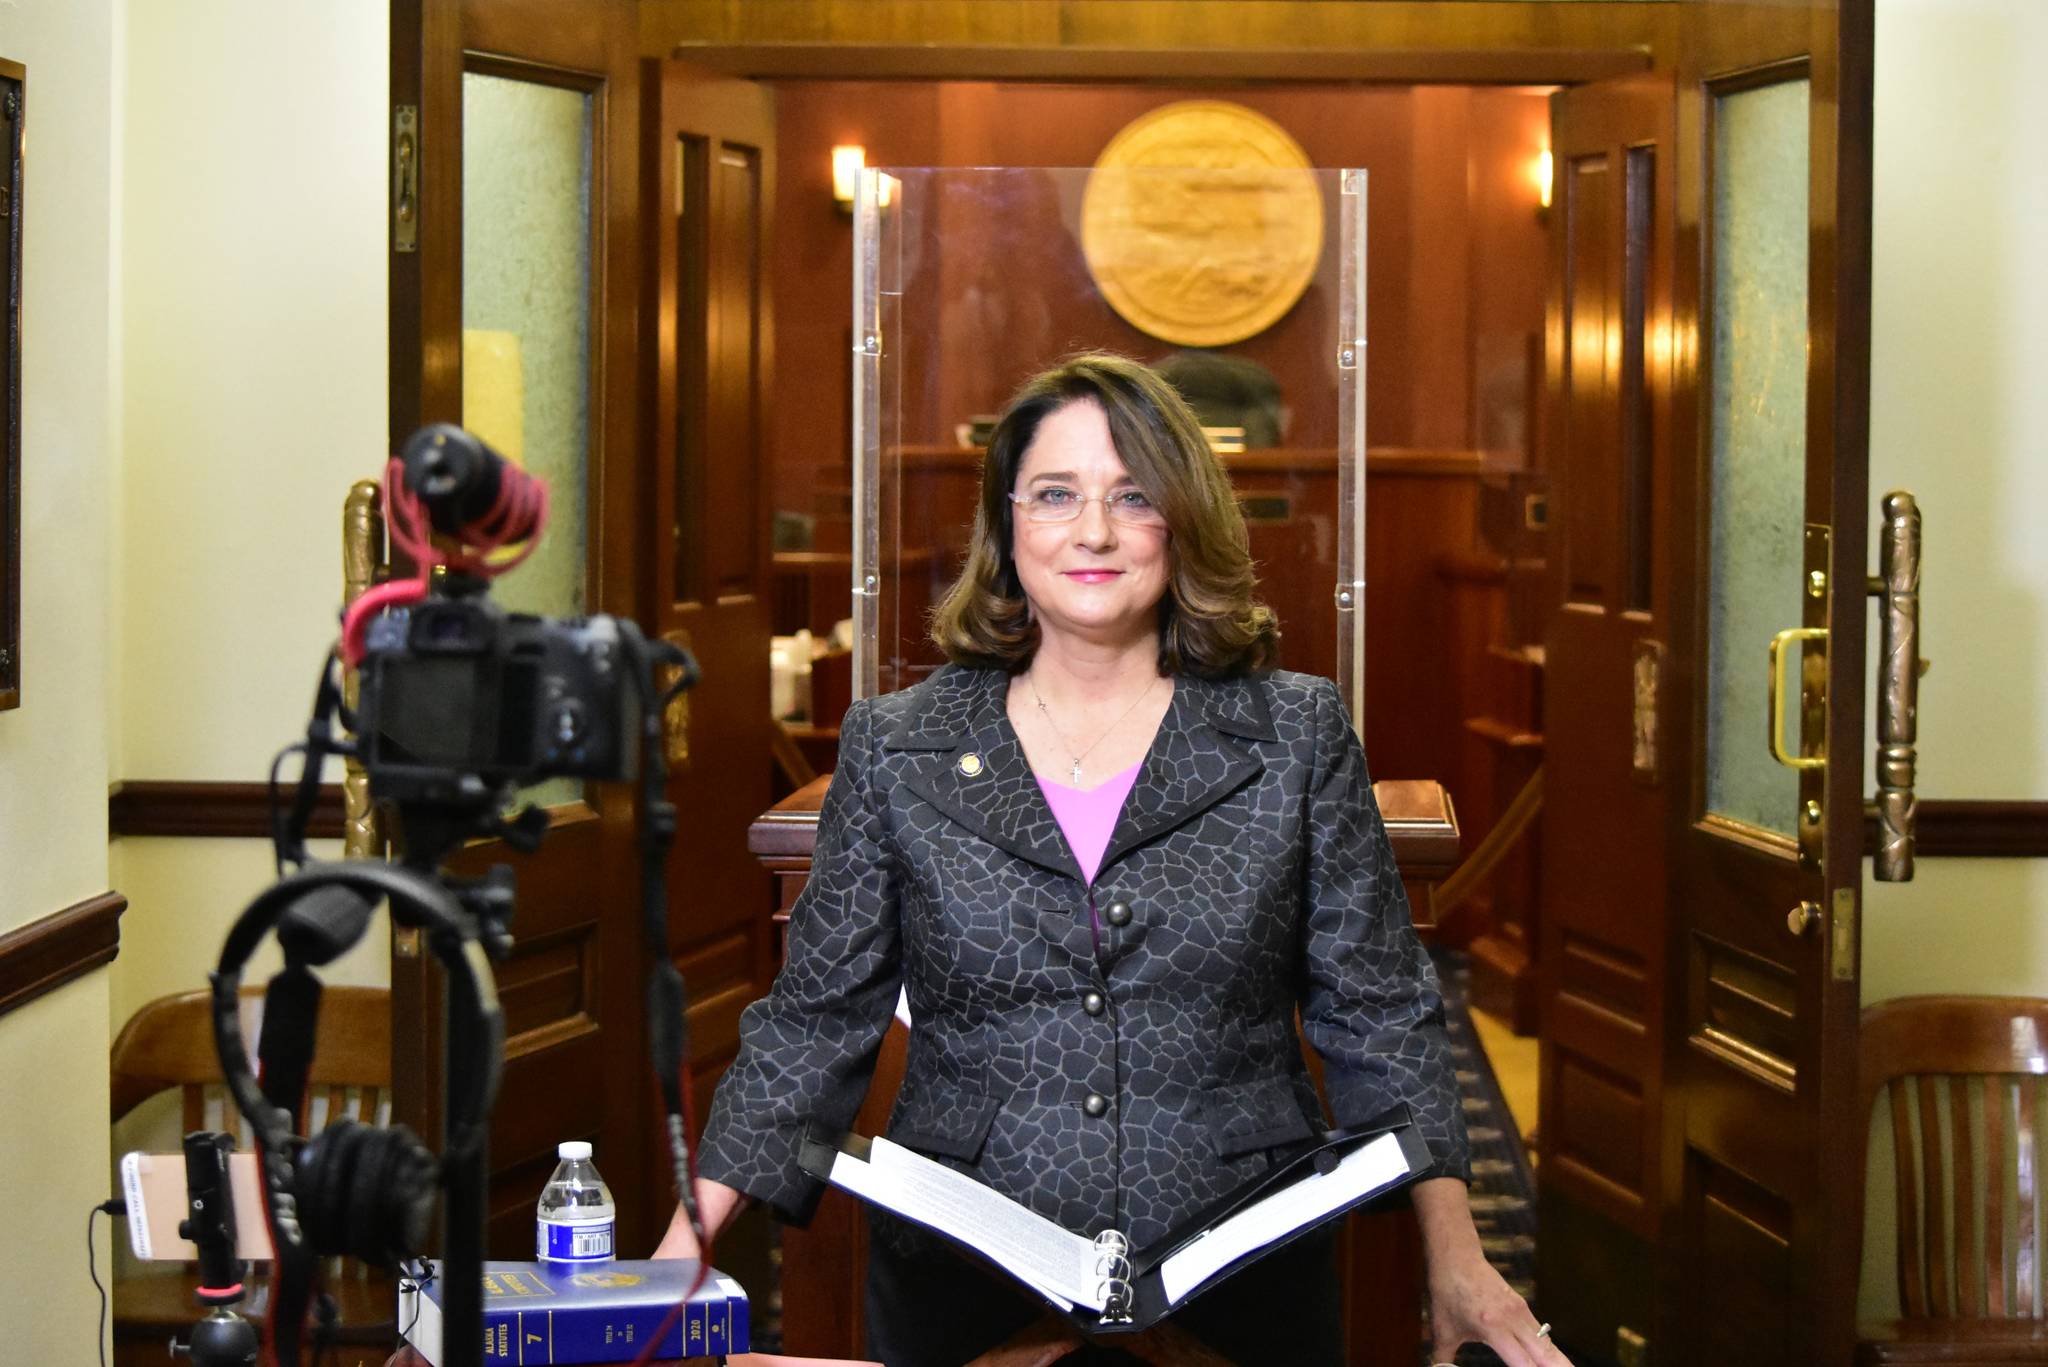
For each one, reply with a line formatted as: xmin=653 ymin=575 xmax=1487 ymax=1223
xmin=1423 ymin=946 xmax=1541 ymax=1367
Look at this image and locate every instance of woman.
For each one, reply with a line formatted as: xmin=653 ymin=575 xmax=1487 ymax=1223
xmin=659 ymin=354 xmax=1569 ymax=1367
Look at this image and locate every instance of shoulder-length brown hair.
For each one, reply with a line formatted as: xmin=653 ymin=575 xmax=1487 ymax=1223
xmin=930 ymin=352 xmax=1280 ymax=679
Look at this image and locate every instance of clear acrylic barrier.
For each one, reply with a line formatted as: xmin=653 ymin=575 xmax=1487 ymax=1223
xmin=853 ymin=166 xmax=1368 ymax=730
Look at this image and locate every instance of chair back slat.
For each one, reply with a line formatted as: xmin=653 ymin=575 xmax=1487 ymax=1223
xmin=1952 ymin=1075 xmax=1979 ymax=1314
xmin=1918 ymin=1074 xmax=1951 ymax=1314
xmin=1986 ymin=1076 xmax=2008 ymax=1316
xmin=1861 ymin=996 xmax=2048 ymax=1328
xmin=1892 ymin=1078 xmax=1927 ymax=1316
xmin=2019 ymin=1075 xmax=2039 ymax=1317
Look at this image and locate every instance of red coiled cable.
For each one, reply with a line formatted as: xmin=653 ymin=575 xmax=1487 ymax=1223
xmin=339 ymin=457 xmax=551 ymax=668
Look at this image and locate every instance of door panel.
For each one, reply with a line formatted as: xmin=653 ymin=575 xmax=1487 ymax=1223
xmin=1685 ymin=1155 xmax=1797 ymax=1364
xmin=1536 ymin=69 xmax=1676 ymax=1353
xmin=641 ymin=62 xmax=776 ymax=1152
xmin=389 ymin=0 xmax=652 ymax=1257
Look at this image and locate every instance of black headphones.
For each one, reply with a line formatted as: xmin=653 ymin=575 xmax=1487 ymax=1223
xmin=210 ymin=861 xmax=503 ymax=1284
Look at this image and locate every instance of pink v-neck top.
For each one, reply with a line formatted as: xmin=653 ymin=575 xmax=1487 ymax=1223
xmin=1035 ymin=760 xmax=1143 ymax=887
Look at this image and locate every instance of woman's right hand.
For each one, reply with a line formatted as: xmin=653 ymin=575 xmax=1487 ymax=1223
xmin=652 ymin=1177 xmax=749 ymax=1259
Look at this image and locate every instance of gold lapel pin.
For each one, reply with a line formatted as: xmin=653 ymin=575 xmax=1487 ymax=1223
xmin=957 ymin=752 xmax=984 ymax=777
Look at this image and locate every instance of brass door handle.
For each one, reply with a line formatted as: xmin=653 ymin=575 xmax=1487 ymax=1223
xmin=1767 ymin=627 xmax=1829 ymax=771
xmin=1866 ymin=491 xmax=1923 ymax=882
xmin=1786 ymin=901 xmax=1822 ymax=937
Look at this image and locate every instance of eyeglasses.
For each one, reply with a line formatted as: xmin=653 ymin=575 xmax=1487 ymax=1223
xmin=1008 ymin=486 xmax=1166 ymax=528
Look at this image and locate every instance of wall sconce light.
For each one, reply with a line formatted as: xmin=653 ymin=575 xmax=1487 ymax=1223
xmin=1533 ymin=148 xmax=1554 ymax=212
xmin=832 ymin=144 xmax=865 ymax=212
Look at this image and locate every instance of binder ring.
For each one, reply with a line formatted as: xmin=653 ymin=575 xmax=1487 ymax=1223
xmin=1094 ymin=1250 xmax=1133 ymax=1279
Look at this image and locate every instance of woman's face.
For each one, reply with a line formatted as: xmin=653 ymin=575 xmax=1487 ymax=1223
xmin=1010 ymin=398 xmax=1172 ymax=652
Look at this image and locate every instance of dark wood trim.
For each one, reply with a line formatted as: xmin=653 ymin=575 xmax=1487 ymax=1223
xmin=107 ymin=780 xmax=346 ymax=839
xmin=1860 ymin=801 xmax=2048 ymax=860
xmin=0 ymin=891 xmax=124 ymax=1019
xmin=1702 ymin=52 xmax=1811 ymax=98
xmin=664 ymin=42 xmax=1653 ymax=86
xmin=0 ymin=57 xmax=23 ymax=712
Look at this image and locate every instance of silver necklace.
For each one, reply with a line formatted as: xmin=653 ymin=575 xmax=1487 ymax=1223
xmin=1027 ymin=671 xmax=1161 ymax=786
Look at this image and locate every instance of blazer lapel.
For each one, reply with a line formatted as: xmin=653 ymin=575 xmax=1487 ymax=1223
xmin=892 ymin=668 xmax=1083 ymax=883
xmin=1096 ymin=673 xmax=1273 ymax=876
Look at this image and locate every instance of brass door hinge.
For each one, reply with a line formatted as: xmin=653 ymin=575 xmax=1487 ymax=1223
xmin=1831 ymin=886 xmax=1856 ymax=982
xmin=393 ymin=106 xmax=418 ymax=253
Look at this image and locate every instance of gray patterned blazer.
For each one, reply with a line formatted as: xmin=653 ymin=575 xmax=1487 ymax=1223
xmin=697 ymin=665 xmax=1468 ymax=1252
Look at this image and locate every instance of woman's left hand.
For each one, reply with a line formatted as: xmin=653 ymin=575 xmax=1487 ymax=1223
xmin=1413 ymin=1176 xmax=1571 ymax=1367
xmin=1424 ymin=1242 xmax=1570 ymax=1367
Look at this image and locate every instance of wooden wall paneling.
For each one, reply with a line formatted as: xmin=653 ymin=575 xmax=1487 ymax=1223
xmin=1460 ymin=636 xmax=1546 ymax=1024
xmin=1408 ymin=87 xmax=1475 ymax=451
xmin=1362 ymin=456 xmax=1482 ymax=802
xmin=641 ymin=1 xmax=1679 ymax=79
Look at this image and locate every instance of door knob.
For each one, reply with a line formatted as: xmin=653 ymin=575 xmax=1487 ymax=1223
xmin=1786 ymin=901 xmax=1822 ymax=937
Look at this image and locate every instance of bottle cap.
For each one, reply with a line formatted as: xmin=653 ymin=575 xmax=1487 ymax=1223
xmin=557 ymin=1140 xmax=593 ymax=1160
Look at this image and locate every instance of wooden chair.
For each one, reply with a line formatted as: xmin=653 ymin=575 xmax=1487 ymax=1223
xmin=1856 ymin=995 xmax=2048 ymax=1364
xmin=110 ymin=986 xmax=396 ymax=1367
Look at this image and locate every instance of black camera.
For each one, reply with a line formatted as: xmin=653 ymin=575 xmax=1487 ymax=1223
xmin=354 ymin=590 xmax=637 ymax=804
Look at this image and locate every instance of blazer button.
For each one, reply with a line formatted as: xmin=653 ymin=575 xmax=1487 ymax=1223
xmin=1083 ymin=1093 xmax=1109 ymax=1118
xmin=1104 ymin=899 xmax=1133 ymax=928
xmin=1082 ymin=990 xmax=1106 ymax=1017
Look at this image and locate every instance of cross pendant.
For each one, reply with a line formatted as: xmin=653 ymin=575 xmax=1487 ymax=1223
xmin=1071 ymin=761 xmax=1084 ymax=785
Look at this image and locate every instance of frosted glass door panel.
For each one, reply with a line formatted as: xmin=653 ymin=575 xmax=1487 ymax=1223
xmin=462 ymin=72 xmax=591 ymax=621
xmin=1703 ymin=78 xmax=1809 ymax=839
xmin=462 ymin=71 xmax=593 ymax=811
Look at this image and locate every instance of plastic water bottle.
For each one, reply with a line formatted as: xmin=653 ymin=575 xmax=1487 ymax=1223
xmin=536 ymin=1140 xmax=616 ymax=1263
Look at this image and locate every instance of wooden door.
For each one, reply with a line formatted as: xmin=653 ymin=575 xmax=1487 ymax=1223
xmin=1533 ymin=69 xmax=1679 ymax=1358
xmin=387 ymin=0 xmax=655 ymax=1256
xmin=1537 ymin=5 xmax=1877 ymax=1361
xmin=1659 ymin=3 xmax=1875 ymax=1365
xmin=638 ymin=60 xmax=776 ymax=1181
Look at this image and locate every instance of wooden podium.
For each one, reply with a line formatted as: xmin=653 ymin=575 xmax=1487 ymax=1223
xmin=746 ymin=777 xmax=1460 ymax=1366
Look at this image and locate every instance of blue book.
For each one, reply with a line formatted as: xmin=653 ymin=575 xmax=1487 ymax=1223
xmin=399 ymin=1259 xmax=750 ymax=1365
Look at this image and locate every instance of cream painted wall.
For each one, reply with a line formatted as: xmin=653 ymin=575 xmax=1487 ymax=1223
xmin=0 ymin=1 xmax=121 ymax=1360
xmin=110 ymin=0 xmax=391 ymax=1029
xmin=0 ymin=0 xmax=118 ymax=934
xmin=1857 ymin=0 xmax=2048 ymax=1321
xmin=118 ymin=0 xmax=387 ymax=781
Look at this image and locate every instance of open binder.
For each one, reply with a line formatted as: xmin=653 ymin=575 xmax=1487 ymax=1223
xmin=796 ymin=1105 xmax=1428 ymax=1332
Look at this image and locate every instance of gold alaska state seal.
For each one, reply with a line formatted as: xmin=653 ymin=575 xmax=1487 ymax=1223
xmin=1081 ymin=100 xmax=1323 ymax=348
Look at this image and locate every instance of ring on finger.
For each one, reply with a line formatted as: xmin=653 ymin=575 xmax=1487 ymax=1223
xmin=1536 ymin=1322 xmax=1553 ymax=1341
